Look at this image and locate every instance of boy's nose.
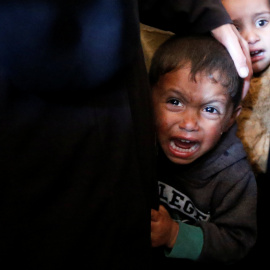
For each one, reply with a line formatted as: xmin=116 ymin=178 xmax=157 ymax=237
xmin=242 ymin=28 xmax=260 ymax=45
xmin=178 ymin=111 xmax=199 ymax=132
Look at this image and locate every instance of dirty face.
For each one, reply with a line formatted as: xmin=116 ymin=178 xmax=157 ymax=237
xmin=152 ymin=67 xmax=237 ymax=165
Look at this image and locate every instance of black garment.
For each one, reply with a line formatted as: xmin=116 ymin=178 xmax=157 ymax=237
xmin=0 ymin=1 xmax=231 ymax=269
xmin=266 ymin=151 xmax=270 ymax=176
xmin=0 ymin=2 xmax=155 ymax=269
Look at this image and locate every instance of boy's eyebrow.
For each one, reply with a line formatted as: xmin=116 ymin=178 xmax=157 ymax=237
xmin=201 ymin=95 xmax=228 ymax=107
xmin=253 ymin=11 xmax=270 ymax=17
xmin=167 ymin=88 xmax=228 ymax=106
xmin=232 ymin=12 xmax=270 ymax=23
xmin=232 ymin=19 xmax=241 ymax=24
xmin=202 ymin=98 xmax=227 ymax=106
xmin=166 ymin=88 xmax=188 ymax=101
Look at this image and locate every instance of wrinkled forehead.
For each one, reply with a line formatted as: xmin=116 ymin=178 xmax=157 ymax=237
xmin=190 ymin=70 xmax=233 ymax=101
xmin=186 ymin=67 xmax=229 ymax=90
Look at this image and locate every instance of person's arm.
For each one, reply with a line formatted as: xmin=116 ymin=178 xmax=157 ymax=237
xmin=151 ymin=205 xmax=179 ymax=249
xmin=151 ymin=170 xmax=257 ymax=263
xmin=138 ymin=0 xmax=232 ymax=34
xmin=211 ymin=24 xmax=252 ymax=98
xmin=169 ymin=173 xmax=256 ymax=263
xmin=151 ymin=205 xmax=204 ymax=261
xmin=138 ymin=0 xmax=252 ymax=95
xmin=198 ymin=171 xmax=257 ymax=263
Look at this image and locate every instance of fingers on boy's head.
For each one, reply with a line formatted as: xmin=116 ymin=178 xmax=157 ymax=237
xmin=149 ymin=35 xmax=243 ymax=108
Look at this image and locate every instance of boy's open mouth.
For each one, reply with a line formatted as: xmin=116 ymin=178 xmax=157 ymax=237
xmin=170 ymin=139 xmax=199 ymax=153
xmin=250 ymin=50 xmax=264 ymax=57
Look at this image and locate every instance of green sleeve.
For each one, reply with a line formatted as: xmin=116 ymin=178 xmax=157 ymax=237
xmin=165 ymin=221 xmax=203 ymax=260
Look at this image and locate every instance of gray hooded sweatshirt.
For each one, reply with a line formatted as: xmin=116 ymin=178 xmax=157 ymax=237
xmin=156 ymin=123 xmax=257 ymax=264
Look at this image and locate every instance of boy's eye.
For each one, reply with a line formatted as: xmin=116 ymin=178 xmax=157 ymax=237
xmin=168 ymin=99 xmax=183 ymax=107
xmin=233 ymin=24 xmax=241 ymax=32
xmin=203 ymin=106 xmax=218 ymax=114
xmin=256 ymin=19 xmax=268 ymax=28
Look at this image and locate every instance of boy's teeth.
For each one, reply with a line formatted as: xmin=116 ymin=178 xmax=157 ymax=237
xmin=181 ymin=139 xmax=190 ymax=143
xmin=170 ymin=141 xmax=198 ymax=153
xmin=251 ymin=50 xmax=262 ymax=56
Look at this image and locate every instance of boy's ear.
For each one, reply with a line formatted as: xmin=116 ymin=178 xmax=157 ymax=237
xmin=224 ymin=105 xmax=242 ymax=132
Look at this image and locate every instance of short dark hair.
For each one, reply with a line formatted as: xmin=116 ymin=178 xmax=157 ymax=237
xmin=149 ymin=35 xmax=243 ymax=108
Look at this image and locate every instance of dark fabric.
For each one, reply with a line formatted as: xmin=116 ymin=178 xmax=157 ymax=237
xmin=0 ymin=2 xmax=155 ymax=269
xmin=0 ymin=0 xmax=231 ymax=269
xmin=266 ymin=151 xmax=270 ymax=176
xmin=138 ymin=0 xmax=232 ymax=35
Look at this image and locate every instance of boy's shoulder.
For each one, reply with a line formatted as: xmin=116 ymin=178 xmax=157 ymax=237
xmin=189 ymin=124 xmax=249 ymax=178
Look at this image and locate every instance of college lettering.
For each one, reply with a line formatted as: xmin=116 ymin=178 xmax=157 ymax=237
xmin=158 ymin=181 xmax=210 ymax=222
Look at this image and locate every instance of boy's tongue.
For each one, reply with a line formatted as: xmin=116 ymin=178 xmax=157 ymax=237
xmin=174 ymin=140 xmax=196 ymax=149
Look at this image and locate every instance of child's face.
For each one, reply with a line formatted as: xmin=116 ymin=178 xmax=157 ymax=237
xmin=222 ymin=0 xmax=270 ymax=73
xmin=152 ymin=67 xmax=237 ymax=165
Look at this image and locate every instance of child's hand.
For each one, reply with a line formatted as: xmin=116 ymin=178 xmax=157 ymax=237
xmin=151 ymin=205 xmax=179 ymax=249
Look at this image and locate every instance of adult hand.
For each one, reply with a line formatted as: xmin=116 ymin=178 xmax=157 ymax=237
xmin=151 ymin=205 xmax=179 ymax=248
xmin=212 ymin=24 xmax=252 ymax=99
